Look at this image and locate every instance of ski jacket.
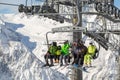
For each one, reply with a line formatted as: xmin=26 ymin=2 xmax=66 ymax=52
xmin=56 ymin=50 xmax=61 ymax=55
xmin=61 ymin=43 xmax=70 ymax=55
xmin=49 ymin=46 xmax=58 ymax=55
xmin=87 ymin=45 xmax=96 ymax=55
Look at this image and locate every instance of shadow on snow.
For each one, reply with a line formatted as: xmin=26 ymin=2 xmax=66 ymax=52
xmin=5 ymin=22 xmax=36 ymax=52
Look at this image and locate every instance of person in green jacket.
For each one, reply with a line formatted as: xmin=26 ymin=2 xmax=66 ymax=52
xmin=44 ymin=42 xmax=57 ymax=66
xmin=84 ymin=42 xmax=96 ymax=67
xmin=60 ymin=40 xmax=70 ymax=66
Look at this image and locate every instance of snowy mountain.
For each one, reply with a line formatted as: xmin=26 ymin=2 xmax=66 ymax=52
xmin=0 ymin=14 xmax=119 ymax=80
xmin=0 ymin=14 xmax=71 ymax=80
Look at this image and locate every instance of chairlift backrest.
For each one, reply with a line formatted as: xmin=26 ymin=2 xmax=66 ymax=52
xmin=24 ymin=6 xmax=33 ymax=13
xmin=32 ymin=5 xmax=41 ymax=13
xmin=18 ymin=4 xmax=24 ymax=12
xmin=52 ymin=42 xmax=57 ymax=46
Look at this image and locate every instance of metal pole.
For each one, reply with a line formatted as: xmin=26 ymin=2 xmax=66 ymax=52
xmin=26 ymin=0 xmax=28 ymax=6
xmin=46 ymin=31 xmax=53 ymax=49
xmin=72 ymin=0 xmax=83 ymax=80
xmin=73 ymin=0 xmax=82 ymax=42
xmin=118 ymin=47 xmax=120 ymax=80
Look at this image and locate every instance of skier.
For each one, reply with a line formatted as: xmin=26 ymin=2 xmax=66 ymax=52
xmin=60 ymin=40 xmax=70 ymax=66
xmin=54 ymin=45 xmax=61 ymax=63
xmin=84 ymin=42 xmax=96 ymax=67
xmin=44 ymin=42 xmax=58 ymax=67
xmin=72 ymin=39 xmax=87 ymax=67
xmin=71 ymin=41 xmax=78 ymax=65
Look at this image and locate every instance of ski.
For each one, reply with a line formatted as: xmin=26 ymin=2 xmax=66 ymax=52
xmin=61 ymin=65 xmax=68 ymax=70
xmin=80 ymin=67 xmax=89 ymax=73
xmin=41 ymin=64 xmax=50 ymax=68
xmin=41 ymin=64 xmax=57 ymax=68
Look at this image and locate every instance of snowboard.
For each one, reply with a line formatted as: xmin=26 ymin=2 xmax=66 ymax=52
xmin=41 ymin=64 xmax=54 ymax=68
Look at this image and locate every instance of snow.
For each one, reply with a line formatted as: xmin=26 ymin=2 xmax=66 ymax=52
xmin=0 ymin=13 xmax=119 ymax=80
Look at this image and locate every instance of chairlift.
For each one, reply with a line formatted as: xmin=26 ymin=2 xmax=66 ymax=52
xmin=18 ymin=0 xmax=42 ymax=14
xmin=18 ymin=0 xmax=76 ymax=23
xmin=46 ymin=26 xmax=101 ymax=59
xmin=18 ymin=0 xmax=75 ymax=23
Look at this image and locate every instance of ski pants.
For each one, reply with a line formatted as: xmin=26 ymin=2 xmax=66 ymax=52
xmin=44 ymin=53 xmax=54 ymax=65
xmin=74 ymin=53 xmax=84 ymax=66
xmin=60 ymin=54 xmax=70 ymax=65
xmin=84 ymin=53 xmax=92 ymax=65
xmin=54 ymin=55 xmax=60 ymax=62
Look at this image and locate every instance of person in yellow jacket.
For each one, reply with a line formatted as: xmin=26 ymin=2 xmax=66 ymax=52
xmin=84 ymin=42 xmax=96 ymax=67
xmin=54 ymin=45 xmax=61 ymax=63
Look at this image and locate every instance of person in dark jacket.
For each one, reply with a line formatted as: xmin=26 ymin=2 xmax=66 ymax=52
xmin=72 ymin=39 xmax=87 ymax=67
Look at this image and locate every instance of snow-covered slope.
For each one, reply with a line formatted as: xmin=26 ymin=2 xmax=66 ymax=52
xmin=0 ymin=14 xmax=119 ymax=80
xmin=0 ymin=14 xmax=72 ymax=80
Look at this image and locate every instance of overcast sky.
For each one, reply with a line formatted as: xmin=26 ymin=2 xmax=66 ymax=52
xmin=0 ymin=0 xmax=120 ymax=14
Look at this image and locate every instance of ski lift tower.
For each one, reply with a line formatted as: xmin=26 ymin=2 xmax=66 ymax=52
xmin=72 ymin=0 xmax=83 ymax=80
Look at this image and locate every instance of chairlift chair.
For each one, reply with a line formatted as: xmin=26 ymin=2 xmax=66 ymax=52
xmin=18 ymin=0 xmax=42 ymax=14
xmin=32 ymin=5 xmax=41 ymax=14
xmin=24 ymin=6 xmax=33 ymax=13
xmin=18 ymin=4 xmax=24 ymax=12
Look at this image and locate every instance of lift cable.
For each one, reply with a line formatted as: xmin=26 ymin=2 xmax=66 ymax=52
xmin=0 ymin=2 xmax=19 ymax=6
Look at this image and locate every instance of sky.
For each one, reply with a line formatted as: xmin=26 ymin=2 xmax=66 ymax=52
xmin=0 ymin=0 xmax=120 ymax=14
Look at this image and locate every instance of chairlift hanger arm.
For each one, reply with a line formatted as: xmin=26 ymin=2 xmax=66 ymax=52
xmin=46 ymin=31 xmax=54 ymax=49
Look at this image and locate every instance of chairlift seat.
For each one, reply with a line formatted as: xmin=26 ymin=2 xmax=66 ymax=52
xmin=18 ymin=4 xmax=24 ymax=12
xmin=24 ymin=6 xmax=32 ymax=13
xmin=32 ymin=5 xmax=41 ymax=14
